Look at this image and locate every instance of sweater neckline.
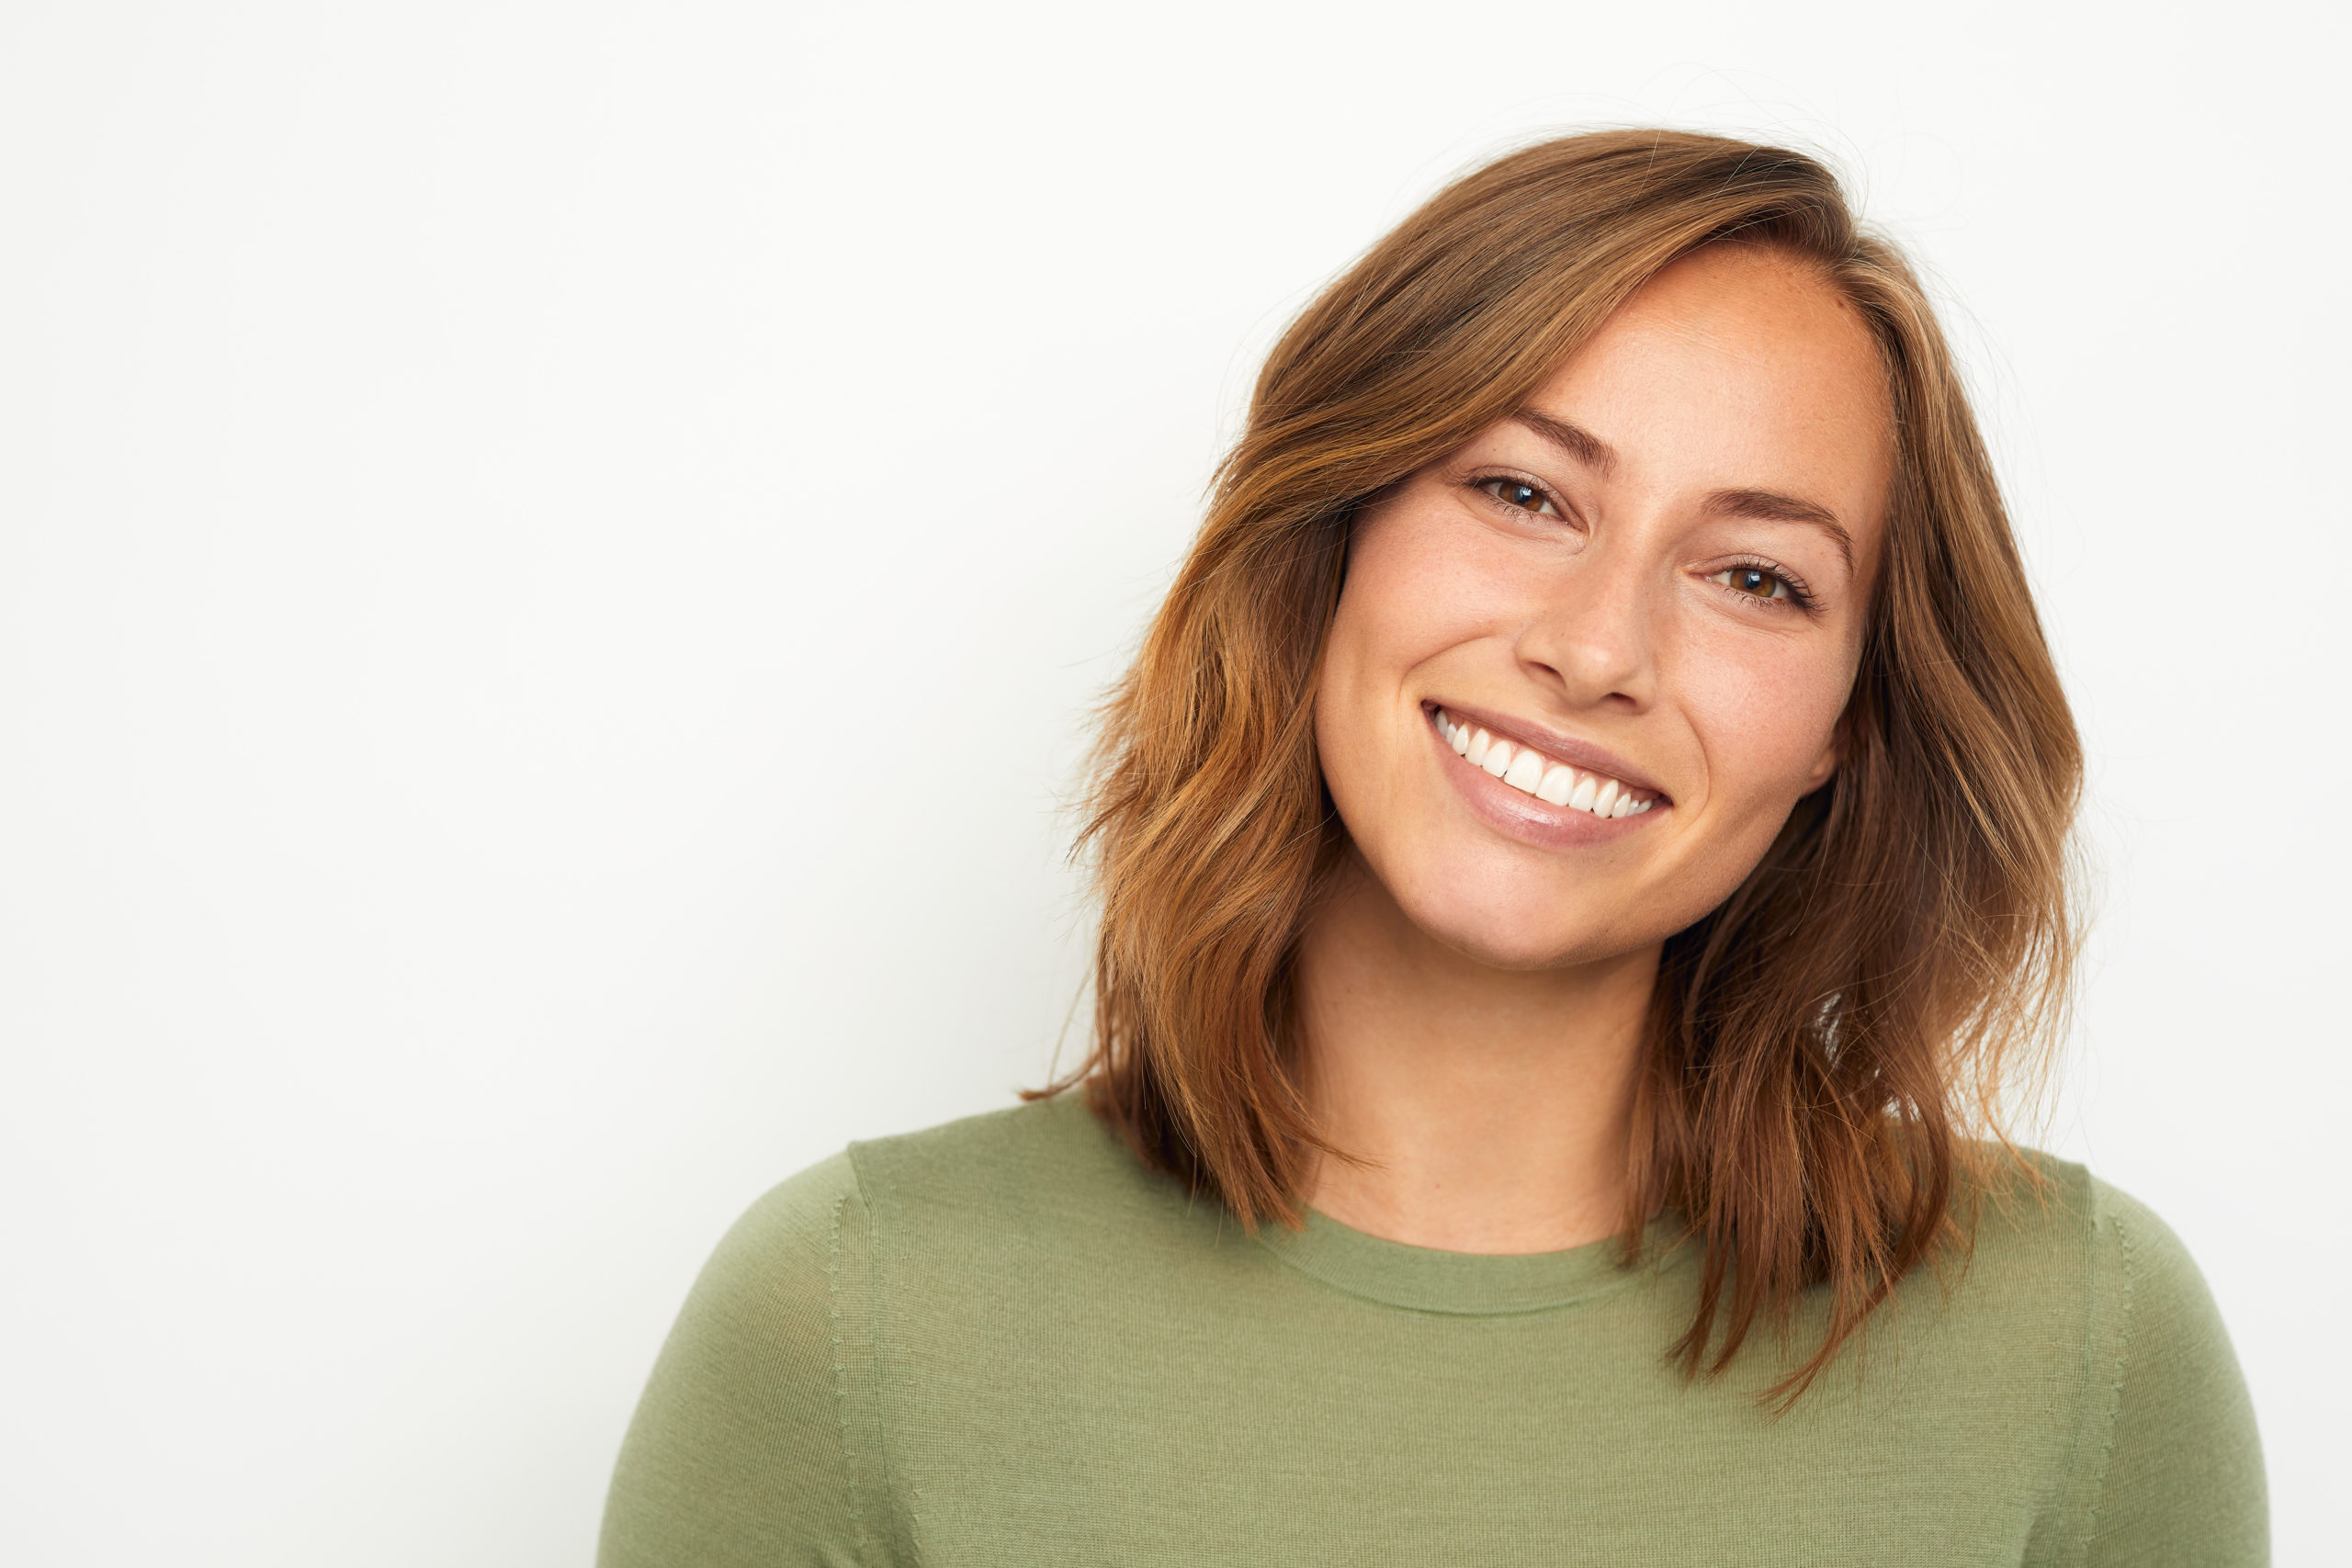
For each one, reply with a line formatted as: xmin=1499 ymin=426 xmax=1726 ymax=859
xmin=1252 ymin=1207 xmax=1684 ymax=1316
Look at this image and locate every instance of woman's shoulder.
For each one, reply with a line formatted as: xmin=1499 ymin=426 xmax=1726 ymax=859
xmin=721 ymin=1093 xmax=1188 ymax=1271
xmin=2062 ymin=1158 xmax=2233 ymax=1323
xmin=1926 ymin=1145 xmax=2266 ymax=1562
xmin=1822 ymin=1147 xmax=2240 ymax=1421
xmin=844 ymin=1090 xmax=1137 ymax=1199
xmin=1929 ymin=1145 xmax=2228 ymax=1357
xmin=841 ymin=1091 xmax=1204 ymax=1253
xmin=1953 ymin=1145 xmax=2219 ymax=1314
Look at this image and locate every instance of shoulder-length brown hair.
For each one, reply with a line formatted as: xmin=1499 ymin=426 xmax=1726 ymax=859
xmin=1032 ymin=130 xmax=2081 ymax=1401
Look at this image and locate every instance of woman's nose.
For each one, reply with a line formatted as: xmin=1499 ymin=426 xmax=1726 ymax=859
xmin=1511 ymin=544 xmax=1659 ymax=713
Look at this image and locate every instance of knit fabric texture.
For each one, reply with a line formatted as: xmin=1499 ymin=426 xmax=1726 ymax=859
xmin=597 ymin=1094 xmax=2266 ymax=1566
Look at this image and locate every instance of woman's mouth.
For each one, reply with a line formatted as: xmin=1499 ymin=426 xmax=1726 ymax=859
xmin=1430 ymin=706 xmax=1658 ymax=819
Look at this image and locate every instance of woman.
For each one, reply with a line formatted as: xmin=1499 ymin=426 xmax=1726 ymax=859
xmin=598 ymin=130 xmax=2266 ymax=1564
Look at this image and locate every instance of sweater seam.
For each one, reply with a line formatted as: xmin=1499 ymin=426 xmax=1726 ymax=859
xmin=2080 ymin=1207 xmax=2137 ymax=1555
xmin=1252 ymin=1237 xmax=1666 ymax=1319
xmin=823 ymin=1191 xmax=872 ymax=1560
xmin=846 ymin=1142 xmax=922 ymax=1568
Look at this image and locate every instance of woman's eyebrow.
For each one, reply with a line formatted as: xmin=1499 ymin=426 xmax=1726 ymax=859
xmin=1510 ymin=409 xmax=1618 ymax=475
xmin=1512 ymin=408 xmax=1856 ymax=573
xmin=1702 ymin=488 xmax=1856 ymax=573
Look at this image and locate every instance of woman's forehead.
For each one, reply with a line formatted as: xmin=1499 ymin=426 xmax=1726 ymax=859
xmin=1501 ymin=248 xmax=1894 ymax=545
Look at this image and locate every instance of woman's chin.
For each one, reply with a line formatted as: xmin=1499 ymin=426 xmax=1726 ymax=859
xmin=1396 ymin=886 xmax=1649 ymax=974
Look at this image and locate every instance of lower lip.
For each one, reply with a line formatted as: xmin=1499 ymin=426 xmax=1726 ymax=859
xmin=1430 ymin=716 xmax=1665 ymax=852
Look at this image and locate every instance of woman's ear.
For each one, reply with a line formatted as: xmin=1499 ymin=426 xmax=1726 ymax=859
xmin=1801 ymin=745 xmax=1839 ymax=795
xmin=1802 ymin=704 xmax=1856 ymax=795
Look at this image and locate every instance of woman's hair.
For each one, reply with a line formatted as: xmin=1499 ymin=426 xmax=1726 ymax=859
xmin=1031 ymin=130 xmax=2082 ymax=1402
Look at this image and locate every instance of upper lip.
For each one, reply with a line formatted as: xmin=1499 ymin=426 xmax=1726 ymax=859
xmin=1425 ymin=699 xmax=1671 ymax=802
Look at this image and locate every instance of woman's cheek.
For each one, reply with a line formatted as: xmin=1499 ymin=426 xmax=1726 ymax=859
xmin=1680 ymin=633 xmax=1852 ymax=813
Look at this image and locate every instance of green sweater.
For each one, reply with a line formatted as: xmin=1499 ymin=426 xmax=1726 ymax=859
xmin=597 ymin=1095 xmax=2265 ymax=1566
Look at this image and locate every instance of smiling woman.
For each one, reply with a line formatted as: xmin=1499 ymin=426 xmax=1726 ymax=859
xmin=598 ymin=131 xmax=2266 ymax=1565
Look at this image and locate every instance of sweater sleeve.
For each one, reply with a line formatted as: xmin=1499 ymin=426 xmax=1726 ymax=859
xmin=2079 ymin=1179 xmax=2267 ymax=1567
xmin=597 ymin=1151 xmax=893 ymax=1568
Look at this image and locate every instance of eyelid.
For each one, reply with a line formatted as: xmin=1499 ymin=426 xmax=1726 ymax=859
xmin=1466 ymin=468 xmax=1576 ymax=524
xmin=1709 ymin=554 xmax=1822 ymax=613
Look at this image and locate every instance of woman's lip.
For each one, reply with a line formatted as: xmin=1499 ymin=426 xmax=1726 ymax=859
xmin=1421 ymin=700 xmax=1670 ymax=803
xmin=1428 ymin=715 xmax=1660 ymax=850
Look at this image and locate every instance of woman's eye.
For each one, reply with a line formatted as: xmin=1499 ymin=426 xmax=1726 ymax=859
xmin=1710 ymin=566 xmax=1791 ymax=601
xmin=1477 ymin=479 xmax=1555 ymax=516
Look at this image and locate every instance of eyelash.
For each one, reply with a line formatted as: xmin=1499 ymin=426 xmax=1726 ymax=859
xmin=1708 ymin=556 xmax=1819 ymax=613
xmin=1469 ymin=474 xmax=1821 ymax=615
xmin=1469 ymin=473 xmax=1566 ymax=519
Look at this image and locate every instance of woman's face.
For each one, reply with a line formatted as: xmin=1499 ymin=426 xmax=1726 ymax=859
xmin=1314 ymin=243 xmax=1894 ymax=970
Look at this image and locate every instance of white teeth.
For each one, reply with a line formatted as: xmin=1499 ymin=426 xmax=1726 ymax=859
xmin=1436 ymin=707 xmax=1657 ymax=818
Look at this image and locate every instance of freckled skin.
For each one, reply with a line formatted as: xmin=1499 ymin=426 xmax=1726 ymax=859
xmin=1313 ymin=245 xmax=1894 ymax=972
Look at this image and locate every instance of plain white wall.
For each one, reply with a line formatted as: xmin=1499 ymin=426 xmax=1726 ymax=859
xmin=5 ymin=1 xmax=2344 ymax=1562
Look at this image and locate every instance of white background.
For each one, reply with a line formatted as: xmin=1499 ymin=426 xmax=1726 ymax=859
xmin=5 ymin=2 xmax=2344 ymax=1562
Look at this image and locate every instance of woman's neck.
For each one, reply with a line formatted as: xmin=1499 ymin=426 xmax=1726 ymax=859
xmin=1294 ymin=854 xmax=1657 ymax=1255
